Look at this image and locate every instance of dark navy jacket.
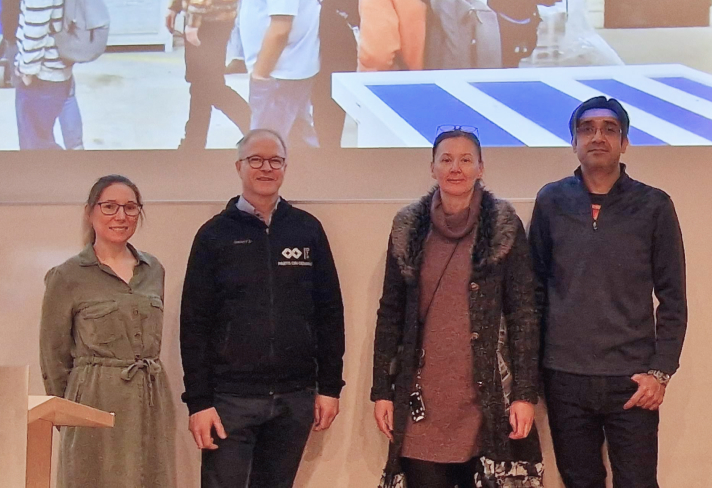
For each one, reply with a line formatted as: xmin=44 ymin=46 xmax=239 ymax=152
xmin=529 ymin=165 xmax=687 ymax=376
xmin=180 ymin=197 xmax=345 ymax=414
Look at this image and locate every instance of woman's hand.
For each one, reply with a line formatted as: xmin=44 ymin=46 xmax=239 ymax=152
xmin=374 ymin=399 xmax=394 ymax=442
xmin=508 ymin=400 xmax=535 ymax=439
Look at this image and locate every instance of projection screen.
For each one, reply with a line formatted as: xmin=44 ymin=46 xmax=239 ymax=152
xmin=1 ymin=0 xmax=711 ymax=151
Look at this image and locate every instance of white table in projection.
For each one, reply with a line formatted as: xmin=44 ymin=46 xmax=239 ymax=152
xmin=332 ymin=64 xmax=712 ymax=148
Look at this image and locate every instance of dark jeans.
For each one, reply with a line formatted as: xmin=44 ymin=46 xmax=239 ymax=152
xmin=401 ymin=457 xmax=478 ymax=488
xmin=544 ymin=369 xmax=659 ymax=488
xmin=183 ymin=20 xmax=251 ymax=149
xmin=15 ymin=77 xmax=72 ymax=150
xmin=201 ymin=389 xmax=315 ymax=488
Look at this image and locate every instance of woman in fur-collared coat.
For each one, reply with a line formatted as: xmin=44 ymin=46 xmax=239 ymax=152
xmin=372 ymin=128 xmax=543 ymax=488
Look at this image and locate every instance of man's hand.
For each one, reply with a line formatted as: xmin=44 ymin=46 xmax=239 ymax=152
xmin=623 ymin=374 xmax=666 ymax=411
xmin=165 ymin=10 xmax=178 ymax=33
xmin=313 ymin=394 xmax=339 ymax=431
xmin=188 ymin=407 xmax=227 ymax=450
xmin=374 ymin=399 xmax=394 ymax=442
xmin=185 ymin=26 xmax=201 ymax=47
xmin=509 ymin=400 xmax=535 ymax=439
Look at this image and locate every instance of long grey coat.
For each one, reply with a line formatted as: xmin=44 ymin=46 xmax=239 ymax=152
xmin=372 ymin=188 xmax=543 ymax=487
xmin=40 ymin=244 xmax=176 ymax=488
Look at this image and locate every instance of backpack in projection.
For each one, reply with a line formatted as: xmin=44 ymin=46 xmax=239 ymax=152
xmin=53 ymin=0 xmax=110 ymax=63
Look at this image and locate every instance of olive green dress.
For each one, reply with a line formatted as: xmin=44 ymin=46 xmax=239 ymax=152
xmin=40 ymin=244 xmax=176 ymax=488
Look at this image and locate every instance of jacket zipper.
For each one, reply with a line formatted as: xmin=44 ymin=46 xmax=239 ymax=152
xmin=591 ymin=197 xmax=605 ymax=231
xmin=265 ymin=225 xmax=276 ymax=395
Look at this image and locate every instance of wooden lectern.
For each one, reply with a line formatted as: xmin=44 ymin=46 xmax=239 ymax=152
xmin=26 ymin=396 xmax=114 ymax=488
xmin=0 ymin=366 xmax=31 ymax=488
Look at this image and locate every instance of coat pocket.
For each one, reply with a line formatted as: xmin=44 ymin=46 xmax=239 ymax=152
xmin=146 ymin=295 xmax=165 ymax=350
xmin=149 ymin=296 xmax=164 ymax=311
xmin=80 ymin=300 xmax=120 ymax=344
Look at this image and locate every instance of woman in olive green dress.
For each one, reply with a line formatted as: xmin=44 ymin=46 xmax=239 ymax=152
xmin=40 ymin=175 xmax=176 ymax=488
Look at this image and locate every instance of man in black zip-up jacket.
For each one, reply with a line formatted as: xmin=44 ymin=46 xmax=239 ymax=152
xmin=180 ymin=129 xmax=345 ymax=488
xmin=530 ymin=97 xmax=686 ymax=488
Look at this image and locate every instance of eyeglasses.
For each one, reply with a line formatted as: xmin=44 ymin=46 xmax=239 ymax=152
xmin=96 ymin=202 xmax=142 ymax=217
xmin=576 ymin=124 xmax=622 ymax=138
xmin=238 ymin=155 xmax=286 ymax=170
xmin=435 ymin=125 xmax=479 ymax=137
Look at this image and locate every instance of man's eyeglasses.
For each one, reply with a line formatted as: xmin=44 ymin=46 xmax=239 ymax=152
xmin=435 ymin=125 xmax=479 ymax=137
xmin=97 ymin=202 xmax=142 ymax=217
xmin=576 ymin=125 xmax=622 ymax=138
xmin=238 ymin=155 xmax=286 ymax=170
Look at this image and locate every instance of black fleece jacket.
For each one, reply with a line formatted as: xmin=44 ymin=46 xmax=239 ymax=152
xmin=529 ymin=165 xmax=687 ymax=377
xmin=180 ymin=197 xmax=345 ymax=415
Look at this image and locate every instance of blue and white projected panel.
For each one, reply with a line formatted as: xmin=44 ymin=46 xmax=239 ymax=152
xmin=332 ymin=64 xmax=712 ymax=148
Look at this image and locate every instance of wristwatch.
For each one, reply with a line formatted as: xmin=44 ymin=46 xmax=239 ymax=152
xmin=647 ymin=370 xmax=671 ymax=386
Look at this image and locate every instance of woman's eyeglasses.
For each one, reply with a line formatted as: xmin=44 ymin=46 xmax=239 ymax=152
xmin=96 ymin=202 xmax=142 ymax=216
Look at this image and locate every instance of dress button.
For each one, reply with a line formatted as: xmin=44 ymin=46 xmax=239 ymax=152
xmin=133 ymin=309 xmax=139 ymax=316
xmin=476 ymin=381 xmax=484 ymax=390
xmin=470 ymin=282 xmax=479 ymax=292
xmin=470 ymin=332 xmax=480 ymax=341
xmin=135 ymin=332 xmax=141 ymax=338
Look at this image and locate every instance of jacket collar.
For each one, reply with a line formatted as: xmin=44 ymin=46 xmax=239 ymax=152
xmin=574 ymin=163 xmax=631 ymax=195
xmin=78 ymin=243 xmax=150 ymax=267
xmin=224 ymin=195 xmax=290 ymax=224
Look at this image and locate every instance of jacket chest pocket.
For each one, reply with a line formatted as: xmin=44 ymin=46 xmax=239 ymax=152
xmin=80 ymin=301 xmax=120 ymax=345
xmin=139 ymin=296 xmax=164 ymax=353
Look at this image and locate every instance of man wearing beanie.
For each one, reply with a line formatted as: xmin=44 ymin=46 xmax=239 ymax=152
xmin=529 ymin=96 xmax=687 ymax=487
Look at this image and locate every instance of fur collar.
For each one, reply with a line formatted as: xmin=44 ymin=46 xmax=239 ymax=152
xmin=390 ymin=186 xmax=519 ymax=284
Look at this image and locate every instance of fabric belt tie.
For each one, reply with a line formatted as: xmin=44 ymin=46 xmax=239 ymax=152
xmin=75 ymin=356 xmax=162 ymax=406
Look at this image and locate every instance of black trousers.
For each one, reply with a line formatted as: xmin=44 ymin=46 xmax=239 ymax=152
xmin=401 ymin=457 xmax=478 ymax=488
xmin=201 ymin=389 xmax=314 ymax=488
xmin=544 ymin=369 xmax=660 ymax=488
xmin=183 ymin=20 xmax=251 ymax=148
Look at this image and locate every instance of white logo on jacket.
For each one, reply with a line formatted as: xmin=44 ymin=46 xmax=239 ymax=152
xmin=278 ymin=247 xmax=312 ymax=266
xmin=282 ymin=248 xmax=302 ymax=259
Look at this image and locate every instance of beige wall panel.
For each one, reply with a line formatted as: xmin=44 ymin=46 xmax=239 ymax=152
xmin=2 ymin=146 xmax=710 ymax=204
